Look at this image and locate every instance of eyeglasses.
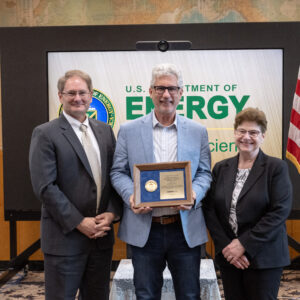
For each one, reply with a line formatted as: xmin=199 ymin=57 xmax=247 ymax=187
xmin=61 ymin=90 xmax=91 ymax=98
xmin=153 ymin=86 xmax=181 ymax=95
xmin=235 ymin=129 xmax=261 ymax=138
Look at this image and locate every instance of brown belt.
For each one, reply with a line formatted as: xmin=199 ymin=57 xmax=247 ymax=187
xmin=152 ymin=214 xmax=180 ymax=225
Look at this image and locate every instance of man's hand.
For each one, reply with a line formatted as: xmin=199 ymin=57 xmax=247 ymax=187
xmin=93 ymin=212 xmax=115 ymax=238
xmin=172 ymin=205 xmax=193 ymax=211
xmin=76 ymin=217 xmax=97 ymax=239
xmin=171 ymin=190 xmax=196 ymax=211
xmin=130 ymin=194 xmax=152 ymax=214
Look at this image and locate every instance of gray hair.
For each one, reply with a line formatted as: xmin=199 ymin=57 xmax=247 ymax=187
xmin=57 ymin=70 xmax=93 ymax=92
xmin=150 ymin=63 xmax=183 ymax=88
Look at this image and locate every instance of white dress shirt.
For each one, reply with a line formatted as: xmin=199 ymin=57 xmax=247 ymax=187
xmin=152 ymin=111 xmax=179 ymax=217
xmin=63 ymin=111 xmax=101 ymax=166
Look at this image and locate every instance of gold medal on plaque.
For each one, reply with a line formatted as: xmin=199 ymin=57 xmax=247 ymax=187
xmin=145 ymin=180 xmax=158 ymax=192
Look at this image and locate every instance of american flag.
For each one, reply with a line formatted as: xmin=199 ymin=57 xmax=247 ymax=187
xmin=286 ymin=66 xmax=300 ymax=173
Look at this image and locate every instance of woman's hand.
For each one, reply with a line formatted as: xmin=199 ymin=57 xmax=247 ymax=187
xmin=222 ymin=239 xmax=249 ymax=269
xmin=231 ymin=255 xmax=250 ymax=269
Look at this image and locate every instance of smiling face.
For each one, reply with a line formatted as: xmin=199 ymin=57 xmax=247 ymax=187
xmin=149 ymin=74 xmax=183 ymax=123
xmin=234 ymin=121 xmax=265 ymax=156
xmin=58 ymin=76 xmax=92 ymax=123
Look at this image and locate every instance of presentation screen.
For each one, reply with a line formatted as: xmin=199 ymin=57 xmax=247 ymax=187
xmin=48 ymin=49 xmax=283 ymax=166
xmin=1 ymin=23 xmax=298 ymax=220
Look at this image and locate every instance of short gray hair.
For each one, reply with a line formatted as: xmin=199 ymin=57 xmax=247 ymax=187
xmin=57 ymin=70 xmax=93 ymax=92
xmin=150 ymin=63 xmax=183 ymax=88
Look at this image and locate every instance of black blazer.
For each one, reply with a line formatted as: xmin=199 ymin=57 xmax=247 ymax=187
xmin=29 ymin=114 xmax=122 ymax=256
xmin=203 ymin=150 xmax=292 ymax=269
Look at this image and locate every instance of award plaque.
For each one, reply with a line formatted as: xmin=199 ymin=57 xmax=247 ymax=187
xmin=133 ymin=161 xmax=193 ymax=207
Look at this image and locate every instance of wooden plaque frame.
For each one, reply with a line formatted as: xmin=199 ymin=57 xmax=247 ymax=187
xmin=133 ymin=161 xmax=193 ymax=208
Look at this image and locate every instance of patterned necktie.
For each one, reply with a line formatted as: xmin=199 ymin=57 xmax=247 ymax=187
xmin=79 ymin=124 xmax=101 ymax=212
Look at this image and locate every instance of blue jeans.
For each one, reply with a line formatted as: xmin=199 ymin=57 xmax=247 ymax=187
xmin=131 ymin=221 xmax=201 ymax=300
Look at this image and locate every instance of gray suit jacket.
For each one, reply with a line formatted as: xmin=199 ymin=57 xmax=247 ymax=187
xmin=110 ymin=112 xmax=212 ymax=248
xmin=29 ymin=114 xmax=122 ymax=256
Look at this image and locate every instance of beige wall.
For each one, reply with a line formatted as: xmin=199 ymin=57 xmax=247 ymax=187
xmin=0 ymin=0 xmax=299 ymax=261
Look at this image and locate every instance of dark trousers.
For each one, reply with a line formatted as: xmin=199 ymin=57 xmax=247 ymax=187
xmin=220 ymin=265 xmax=283 ymax=300
xmin=44 ymin=242 xmax=113 ymax=300
xmin=131 ymin=221 xmax=202 ymax=300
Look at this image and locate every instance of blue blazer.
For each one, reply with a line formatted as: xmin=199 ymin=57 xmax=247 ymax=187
xmin=110 ymin=112 xmax=212 ymax=247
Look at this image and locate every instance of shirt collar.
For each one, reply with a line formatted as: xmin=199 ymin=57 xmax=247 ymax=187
xmin=152 ymin=111 xmax=177 ymax=129
xmin=63 ymin=111 xmax=89 ymax=128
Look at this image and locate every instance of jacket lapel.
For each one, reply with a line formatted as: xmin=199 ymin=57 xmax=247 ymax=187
xmin=140 ymin=113 xmax=154 ymax=163
xmin=223 ymin=155 xmax=239 ymax=212
xmin=238 ymin=150 xmax=266 ymax=201
xmin=177 ymin=115 xmax=187 ymax=161
xmin=59 ymin=114 xmax=94 ymax=179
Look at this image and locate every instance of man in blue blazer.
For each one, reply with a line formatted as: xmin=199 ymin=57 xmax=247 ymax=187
xmin=29 ymin=70 xmax=122 ymax=300
xmin=111 ymin=63 xmax=212 ymax=299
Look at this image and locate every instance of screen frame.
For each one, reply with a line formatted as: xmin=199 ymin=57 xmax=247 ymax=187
xmin=0 ymin=22 xmax=299 ymax=220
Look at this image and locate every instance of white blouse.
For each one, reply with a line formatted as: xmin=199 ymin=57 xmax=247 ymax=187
xmin=229 ymin=168 xmax=251 ymax=235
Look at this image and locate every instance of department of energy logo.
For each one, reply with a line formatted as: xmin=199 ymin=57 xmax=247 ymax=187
xmin=90 ymin=89 xmax=116 ymax=127
xmin=58 ymin=89 xmax=116 ymax=128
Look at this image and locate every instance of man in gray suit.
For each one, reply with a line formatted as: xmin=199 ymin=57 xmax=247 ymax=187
xmin=29 ymin=70 xmax=122 ymax=300
xmin=111 ymin=63 xmax=212 ymax=299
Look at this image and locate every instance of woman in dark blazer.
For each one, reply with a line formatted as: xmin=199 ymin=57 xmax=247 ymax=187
xmin=203 ymin=107 xmax=292 ymax=300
